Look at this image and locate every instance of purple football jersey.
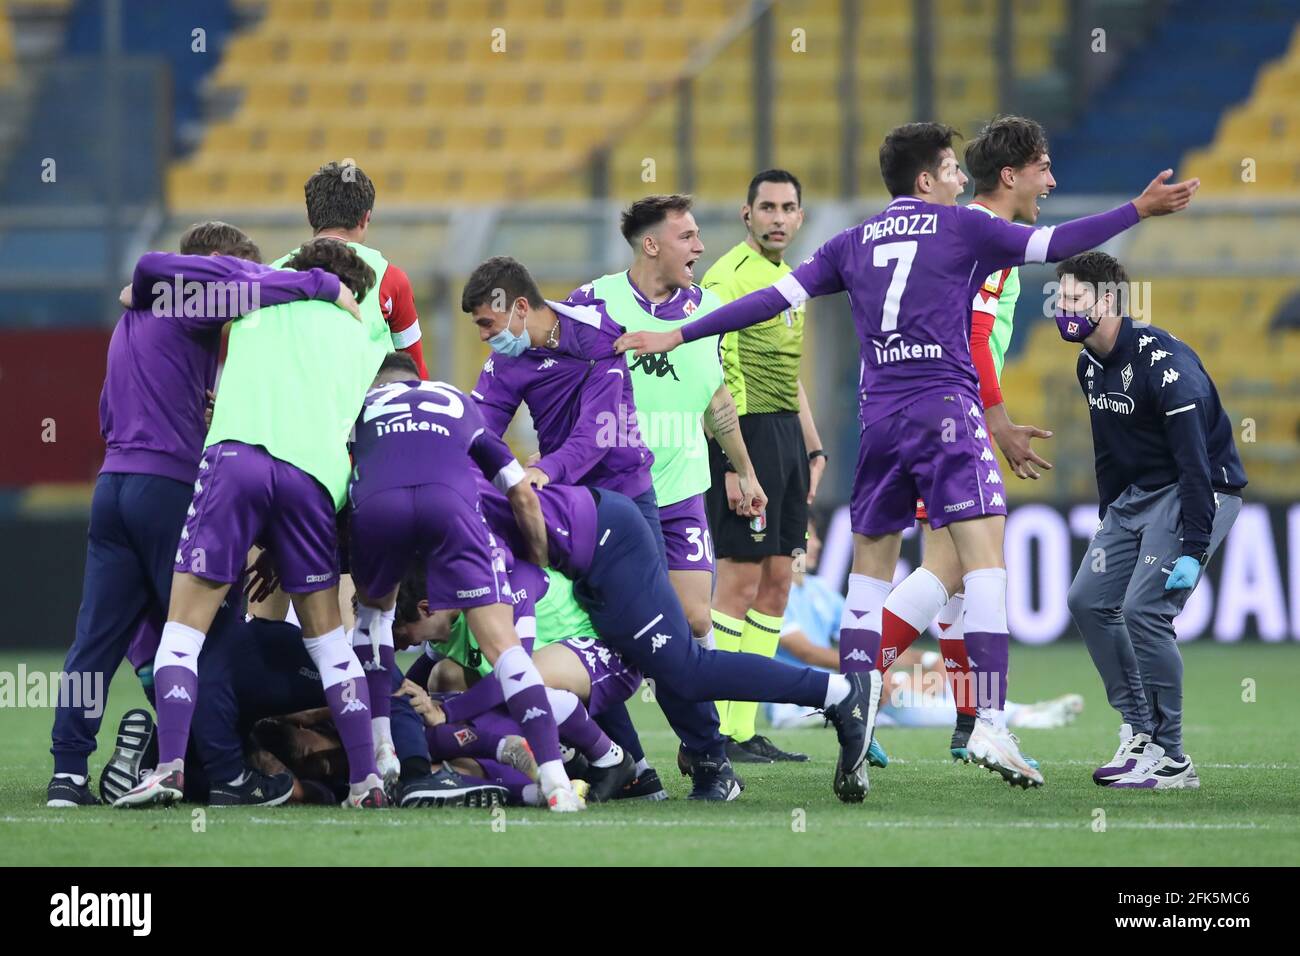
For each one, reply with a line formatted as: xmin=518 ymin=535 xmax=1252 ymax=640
xmin=781 ymin=198 xmax=1062 ymax=423
xmin=682 ymin=197 xmax=1140 ymax=427
xmin=100 ymin=253 xmax=340 ymax=483
xmin=471 ymin=292 xmax=652 ymax=497
xmin=350 ymin=378 xmax=520 ymax=505
xmin=475 ymin=477 xmax=598 ymax=578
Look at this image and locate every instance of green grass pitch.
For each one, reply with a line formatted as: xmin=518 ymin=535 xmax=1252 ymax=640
xmin=1 ymin=643 xmax=1296 ymax=866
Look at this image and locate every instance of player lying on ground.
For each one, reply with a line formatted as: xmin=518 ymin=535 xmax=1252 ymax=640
xmin=344 ymin=352 xmax=584 ymax=812
xmin=1057 ymin=252 xmax=1245 ymax=790
xmin=98 ymin=609 xmax=508 ymax=808
xmin=115 ymin=239 xmax=394 ymax=810
xmin=472 ymin=475 xmax=878 ymax=802
xmin=47 ymin=223 xmax=357 ymax=808
xmin=615 ymin=121 xmax=1199 ymax=795
xmin=392 ymin=560 xmax=642 ymax=802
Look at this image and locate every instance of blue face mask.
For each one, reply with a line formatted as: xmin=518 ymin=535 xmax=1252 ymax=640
xmin=487 ymin=308 xmax=531 ymax=357
xmin=1055 ymin=307 xmax=1099 ymax=343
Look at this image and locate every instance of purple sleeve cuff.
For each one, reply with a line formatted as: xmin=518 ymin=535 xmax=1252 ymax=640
xmin=681 ymin=285 xmax=793 ymax=343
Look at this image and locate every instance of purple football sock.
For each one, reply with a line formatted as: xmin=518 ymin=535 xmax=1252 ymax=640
xmin=441 ymin=675 xmax=504 ymax=724
xmin=496 ymin=646 xmax=564 ymax=766
xmin=556 ymin=694 xmax=613 ymax=761
xmin=325 ymin=676 xmax=377 ymax=785
xmin=838 ymin=575 xmax=890 ymax=674
xmin=964 ymin=632 xmax=1010 ymax=710
xmin=153 ymin=664 xmax=199 ymax=766
xmin=477 ymin=758 xmax=533 ymax=806
xmin=152 ymin=621 xmax=206 ymax=766
xmin=353 ymin=609 xmax=396 ymax=725
xmin=426 ymin=722 xmax=502 ymax=762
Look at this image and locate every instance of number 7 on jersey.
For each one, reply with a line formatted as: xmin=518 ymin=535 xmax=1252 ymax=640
xmin=873 ymin=240 xmax=917 ymax=332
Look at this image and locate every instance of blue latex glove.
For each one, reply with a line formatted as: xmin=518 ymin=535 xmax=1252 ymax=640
xmin=1165 ymin=555 xmax=1201 ymax=591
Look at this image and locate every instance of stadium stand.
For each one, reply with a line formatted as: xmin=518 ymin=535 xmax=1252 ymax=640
xmin=169 ymin=0 xmax=743 ymax=208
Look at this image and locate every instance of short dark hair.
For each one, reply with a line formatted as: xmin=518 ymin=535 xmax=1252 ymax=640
xmin=746 ymin=169 xmax=802 ymax=207
xmin=964 ymin=115 xmax=1049 ymax=195
xmin=619 ymin=194 xmax=694 ymax=245
xmin=304 ymin=159 xmax=376 ymax=233
xmin=284 ymin=237 xmax=376 ymax=302
xmin=376 ymin=351 xmax=420 ymax=382
xmin=1056 ymin=251 xmax=1129 ymax=288
xmin=394 ymin=563 xmax=428 ymax=627
xmin=179 ymin=221 xmax=260 ymax=261
xmin=879 ymin=122 xmax=960 ymax=198
xmin=460 ymin=256 xmax=545 ymax=313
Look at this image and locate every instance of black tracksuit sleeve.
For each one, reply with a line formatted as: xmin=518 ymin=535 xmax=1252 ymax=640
xmin=1152 ymin=359 xmax=1215 ymax=556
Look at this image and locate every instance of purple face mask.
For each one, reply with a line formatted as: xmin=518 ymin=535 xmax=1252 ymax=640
xmin=1055 ymin=308 xmax=1098 ymax=343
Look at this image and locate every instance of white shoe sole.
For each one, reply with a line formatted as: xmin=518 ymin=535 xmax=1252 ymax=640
xmin=114 ymin=780 xmax=182 ymax=808
xmin=969 ymin=737 xmax=1044 ymax=788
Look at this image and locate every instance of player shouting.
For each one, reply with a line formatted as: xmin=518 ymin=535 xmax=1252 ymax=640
xmin=614 ymin=121 xmax=1199 ymax=799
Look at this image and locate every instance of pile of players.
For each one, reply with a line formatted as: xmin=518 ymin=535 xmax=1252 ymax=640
xmin=48 ymin=113 xmax=1213 ymax=812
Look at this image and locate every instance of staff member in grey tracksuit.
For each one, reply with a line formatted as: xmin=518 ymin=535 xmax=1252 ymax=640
xmin=1056 ymin=252 xmax=1246 ymax=791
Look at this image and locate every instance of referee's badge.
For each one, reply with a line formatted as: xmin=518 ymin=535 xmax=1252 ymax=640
xmin=1121 ymin=363 xmax=1133 ymax=392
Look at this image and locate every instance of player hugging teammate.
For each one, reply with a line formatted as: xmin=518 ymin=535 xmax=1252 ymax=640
xmin=54 ymin=118 xmax=1208 ymax=812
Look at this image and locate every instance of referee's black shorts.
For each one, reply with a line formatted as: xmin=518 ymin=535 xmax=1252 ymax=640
xmin=706 ymin=411 xmax=809 ymax=561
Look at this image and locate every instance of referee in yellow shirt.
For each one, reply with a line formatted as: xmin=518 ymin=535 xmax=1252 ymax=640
xmin=702 ymin=169 xmax=827 ymax=763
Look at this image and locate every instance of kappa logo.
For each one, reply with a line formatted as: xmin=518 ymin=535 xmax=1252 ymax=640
xmin=991 ymin=492 xmax=1005 ymax=507
xmin=985 ymin=469 xmax=1002 ymax=485
xmin=943 ymin=658 xmax=962 ymax=671
xmin=186 ymin=504 xmax=195 ymax=518
xmin=1148 ymin=349 xmax=1171 ymax=366
xmin=362 ymin=658 xmax=386 ymax=673
xmin=629 ymin=352 xmax=680 ymax=381
xmin=881 ymin=647 xmax=898 ymax=668
xmin=968 ymin=404 xmax=982 ymax=419
xmin=193 ymin=478 xmax=203 ymax=493
xmin=650 ymin=633 xmax=670 ymax=653
xmin=340 ymin=698 xmax=369 ymax=714
xmin=453 ymin=727 xmax=478 ymax=747
xmin=162 ymin=685 xmax=191 ymax=702
xmin=979 ymin=447 xmax=994 ymax=462
xmin=843 ymin=649 xmax=870 ymax=662
xmin=537 ymin=358 xmax=557 ymax=371
xmin=198 ymin=459 xmax=209 ymax=471
xmin=521 ymin=707 xmax=547 ymax=723
xmin=1121 ymin=363 xmax=1133 ymax=392
xmin=1085 ymin=365 xmax=1095 ymax=378
xmin=1138 ymin=333 xmax=1156 ymax=352
xmin=974 ymin=426 xmax=987 ymax=439
xmin=1161 ymin=369 xmax=1180 ymax=388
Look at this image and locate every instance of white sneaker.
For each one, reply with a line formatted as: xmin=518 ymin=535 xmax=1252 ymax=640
xmin=546 ymin=784 xmax=587 ymax=813
xmin=375 ymin=741 xmax=400 ymax=788
xmin=1093 ymin=723 xmax=1152 ymax=785
xmin=1109 ymin=744 xmax=1200 ymax=790
xmin=967 ymin=717 xmax=1044 ymax=788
